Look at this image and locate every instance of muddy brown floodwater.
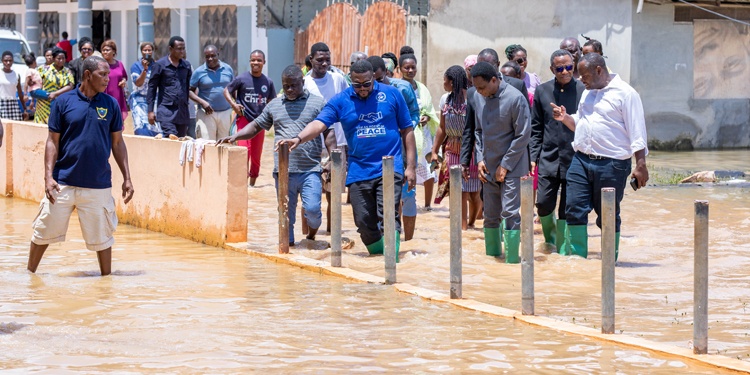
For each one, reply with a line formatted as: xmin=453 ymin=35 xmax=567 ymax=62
xmin=247 ymin=139 xmax=750 ymax=362
xmin=0 ymin=197 xmax=723 ymax=373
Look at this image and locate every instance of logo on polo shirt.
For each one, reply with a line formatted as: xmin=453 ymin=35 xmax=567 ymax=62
xmin=356 ymin=124 xmax=386 ymax=138
xmin=358 ymin=111 xmax=383 ymax=124
xmin=377 ymin=92 xmax=386 ymax=102
xmin=96 ymin=107 xmax=108 ymax=120
xmin=261 ymin=85 xmax=268 ymax=93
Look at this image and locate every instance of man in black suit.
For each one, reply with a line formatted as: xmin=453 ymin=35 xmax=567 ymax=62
xmin=460 ymin=48 xmax=530 ymax=257
xmin=529 ymin=49 xmax=585 ymax=252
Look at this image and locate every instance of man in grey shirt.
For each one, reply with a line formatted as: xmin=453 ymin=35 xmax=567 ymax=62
xmin=465 ymin=62 xmax=531 ymax=263
xmin=218 ymin=65 xmax=327 ymax=245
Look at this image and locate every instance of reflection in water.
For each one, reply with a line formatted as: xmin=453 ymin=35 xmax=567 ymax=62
xmin=247 ymin=143 xmax=750 ymax=361
xmin=0 ymin=197 xmax=722 ymax=373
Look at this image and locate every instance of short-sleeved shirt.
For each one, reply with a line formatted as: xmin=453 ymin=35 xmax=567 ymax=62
xmin=147 ymin=56 xmax=192 ymax=124
xmin=254 ymin=90 xmax=326 ymax=173
xmin=48 ymin=88 xmax=123 ymax=189
xmin=315 ymin=82 xmax=413 ymax=185
xmin=225 ymin=72 xmax=276 ymax=120
xmin=304 ymin=71 xmax=350 ymax=146
xmin=189 ymin=61 xmax=234 ymax=112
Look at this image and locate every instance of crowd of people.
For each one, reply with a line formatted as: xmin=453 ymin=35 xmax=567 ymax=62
xmin=0 ymin=32 xmax=649 ymax=273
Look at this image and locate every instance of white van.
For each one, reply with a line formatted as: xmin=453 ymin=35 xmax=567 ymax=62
xmin=0 ymin=28 xmax=32 ymax=89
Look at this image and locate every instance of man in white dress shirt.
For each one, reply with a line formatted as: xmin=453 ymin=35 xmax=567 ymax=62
xmin=551 ymin=53 xmax=649 ymax=260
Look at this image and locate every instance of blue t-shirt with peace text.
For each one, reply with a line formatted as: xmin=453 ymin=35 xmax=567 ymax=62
xmin=315 ymin=82 xmax=413 ymax=185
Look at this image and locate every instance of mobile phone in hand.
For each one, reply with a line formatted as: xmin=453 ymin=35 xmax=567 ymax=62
xmin=630 ymin=177 xmax=639 ymax=191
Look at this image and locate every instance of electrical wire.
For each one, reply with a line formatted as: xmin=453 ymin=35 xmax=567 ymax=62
xmin=674 ymin=0 xmax=750 ymax=26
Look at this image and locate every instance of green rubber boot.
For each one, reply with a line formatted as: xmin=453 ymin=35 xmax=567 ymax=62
xmin=615 ymin=232 xmax=620 ymax=262
xmin=365 ymin=237 xmax=384 ymax=255
xmin=395 ymin=231 xmax=401 ymax=264
xmin=503 ymin=229 xmax=521 ymax=264
xmin=539 ymin=213 xmax=556 ymax=246
xmin=560 ymin=225 xmax=588 ymax=258
xmin=555 ymin=219 xmax=567 ymax=251
xmin=484 ymin=227 xmax=502 ymax=256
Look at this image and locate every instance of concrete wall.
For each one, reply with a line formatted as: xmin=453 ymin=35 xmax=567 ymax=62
xmin=631 ymin=2 xmax=750 ymax=149
xmin=0 ymin=121 xmax=249 ymax=246
xmin=426 ymin=0 xmax=634 ymax=108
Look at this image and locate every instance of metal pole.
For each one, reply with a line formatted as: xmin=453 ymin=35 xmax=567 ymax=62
xmin=694 ymin=200 xmax=709 ymax=354
xmin=601 ymin=187 xmax=616 ymax=334
xmin=277 ymin=144 xmax=290 ymax=254
xmin=520 ymin=176 xmax=534 ymax=315
xmin=449 ymin=165 xmax=462 ymax=299
xmin=330 ymin=150 xmax=343 ymax=267
xmin=383 ymin=156 xmax=396 ymax=285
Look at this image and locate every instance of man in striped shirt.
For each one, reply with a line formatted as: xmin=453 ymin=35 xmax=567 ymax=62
xmin=218 ymin=65 xmax=328 ymax=245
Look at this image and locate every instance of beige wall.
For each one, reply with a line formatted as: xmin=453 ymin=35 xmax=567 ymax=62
xmin=0 ymin=121 xmax=248 ymax=246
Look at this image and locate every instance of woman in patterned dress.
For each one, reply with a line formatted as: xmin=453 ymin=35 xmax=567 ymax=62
xmin=431 ymin=65 xmax=482 ymax=230
xmin=34 ymin=47 xmax=73 ymax=124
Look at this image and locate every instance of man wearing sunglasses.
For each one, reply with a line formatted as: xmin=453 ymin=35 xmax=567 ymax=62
xmin=529 ymin=50 xmax=585 ymax=252
xmin=551 ymin=53 xmax=649 ymax=261
xmin=278 ymin=60 xmax=416 ymax=262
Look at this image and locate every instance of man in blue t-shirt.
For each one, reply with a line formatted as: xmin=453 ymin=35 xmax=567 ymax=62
xmin=278 ymin=60 xmax=416 ymax=261
xmin=28 ymin=55 xmax=134 ymax=276
xmin=189 ymin=45 xmax=234 ymax=140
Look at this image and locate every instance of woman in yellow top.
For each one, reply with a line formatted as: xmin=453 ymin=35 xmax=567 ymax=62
xmin=34 ymin=47 xmax=73 ymax=124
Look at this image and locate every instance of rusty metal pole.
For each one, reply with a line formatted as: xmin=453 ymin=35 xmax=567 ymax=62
xmin=449 ymin=165 xmax=462 ymax=299
xmin=601 ymin=187 xmax=616 ymax=334
xmin=277 ymin=144 xmax=290 ymax=254
xmin=694 ymin=200 xmax=709 ymax=354
xmin=383 ymin=156 xmax=396 ymax=285
xmin=330 ymin=150 xmax=343 ymax=267
xmin=520 ymin=176 xmax=534 ymax=315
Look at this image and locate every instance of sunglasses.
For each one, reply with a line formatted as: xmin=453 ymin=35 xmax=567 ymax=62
xmin=351 ymin=81 xmax=373 ymax=89
xmin=554 ymin=65 xmax=574 ymax=73
xmin=515 ymin=57 xmax=527 ymax=64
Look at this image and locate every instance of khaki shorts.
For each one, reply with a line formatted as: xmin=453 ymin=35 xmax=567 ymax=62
xmin=31 ymin=186 xmax=118 ymax=251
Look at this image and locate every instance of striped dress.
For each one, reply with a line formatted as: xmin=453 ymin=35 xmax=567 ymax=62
xmin=442 ymin=94 xmax=480 ymax=193
xmin=34 ymin=65 xmax=73 ymax=124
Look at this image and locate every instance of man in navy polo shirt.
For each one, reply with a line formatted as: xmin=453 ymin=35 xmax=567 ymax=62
xmin=190 ymin=45 xmax=234 ymax=140
xmin=147 ymin=36 xmax=193 ymax=137
xmin=27 ymin=55 xmax=134 ymax=276
xmin=278 ymin=60 xmax=416 ymax=261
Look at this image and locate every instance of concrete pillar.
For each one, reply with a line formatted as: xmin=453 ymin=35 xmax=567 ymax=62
xmin=138 ymin=0 xmax=154 ymax=44
xmin=25 ymin=0 xmax=39 ymax=54
xmin=77 ymin=0 xmax=92 ymax=40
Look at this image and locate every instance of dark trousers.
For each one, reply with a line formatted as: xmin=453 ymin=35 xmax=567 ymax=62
xmin=536 ymin=175 xmax=567 ymax=219
xmin=348 ymin=174 xmax=403 ymax=246
xmin=161 ymin=122 xmax=188 ymax=137
xmin=565 ymin=152 xmax=631 ymax=231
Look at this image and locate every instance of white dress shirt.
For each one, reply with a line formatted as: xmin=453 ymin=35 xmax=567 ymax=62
xmin=571 ymin=74 xmax=648 ymax=160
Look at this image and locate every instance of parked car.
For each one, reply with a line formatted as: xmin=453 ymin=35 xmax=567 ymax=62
xmin=0 ymin=28 xmax=32 ymax=89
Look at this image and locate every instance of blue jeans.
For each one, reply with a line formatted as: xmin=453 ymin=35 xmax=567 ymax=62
xmin=565 ymin=152 xmax=631 ymax=231
xmin=274 ymin=172 xmax=322 ymax=243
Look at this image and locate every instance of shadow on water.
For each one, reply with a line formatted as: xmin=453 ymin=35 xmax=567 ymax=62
xmin=0 ymin=322 xmax=28 ymax=334
xmin=61 ymin=270 xmax=146 ymax=277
